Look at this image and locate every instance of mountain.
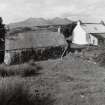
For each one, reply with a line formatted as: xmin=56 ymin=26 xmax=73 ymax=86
xmin=48 ymin=17 xmax=72 ymax=25
xmin=8 ymin=17 xmax=73 ymax=29
xmin=8 ymin=18 xmax=48 ymax=29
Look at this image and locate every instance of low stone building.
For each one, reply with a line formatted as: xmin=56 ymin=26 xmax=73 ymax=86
xmin=4 ymin=27 xmax=67 ymax=65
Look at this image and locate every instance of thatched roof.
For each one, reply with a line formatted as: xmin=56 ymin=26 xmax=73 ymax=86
xmin=5 ymin=29 xmax=67 ymax=51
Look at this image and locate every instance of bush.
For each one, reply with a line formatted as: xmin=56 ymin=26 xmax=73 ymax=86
xmin=0 ymin=62 xmax=42 ymax=77
xmin=61 ymin=23 xmax=76 ymax=38
xmin=94 ymin=52 xmax=105 ymax=67
xmin=0 ymin=77 xmax=55 ymax=105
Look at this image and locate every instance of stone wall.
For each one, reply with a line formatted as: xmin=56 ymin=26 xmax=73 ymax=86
xmin=4 ymin=45 xmax=65 ymax=65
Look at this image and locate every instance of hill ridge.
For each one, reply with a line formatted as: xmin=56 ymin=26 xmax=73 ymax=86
xmin=8 ymin=17 xmax=73 ymax=29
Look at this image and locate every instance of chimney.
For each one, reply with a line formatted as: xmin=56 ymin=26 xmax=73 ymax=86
xmin=77 ymin=20 xmax=82 ymax=26
xmin=58 ymin=26 xmax=61 ymax=34
xmin=100 ymin=20 xmax=105 ymax=25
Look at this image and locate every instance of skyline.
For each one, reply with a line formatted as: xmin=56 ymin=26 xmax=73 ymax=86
xmin=0 ymin=0 xmax=105 ymax=24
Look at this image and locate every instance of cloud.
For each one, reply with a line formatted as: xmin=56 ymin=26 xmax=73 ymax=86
xmin=0 ymin=0 xmax=105 ymax=24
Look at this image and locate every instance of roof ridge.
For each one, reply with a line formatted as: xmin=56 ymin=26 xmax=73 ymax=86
xmin=81 ymin=23 xmax=101 ymax=24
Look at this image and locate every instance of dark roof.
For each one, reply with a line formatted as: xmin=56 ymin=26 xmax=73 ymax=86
xmin=91 ymin=33 xmax=105 ymax=39
xmin=5 ymin=29 xmax=67 ymax=50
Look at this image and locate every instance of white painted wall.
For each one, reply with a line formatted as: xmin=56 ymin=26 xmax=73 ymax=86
xmin=72 ymin=22 xmax=88 ymax=45
xmin=4 ymin=52 xmax=12 ymax=65
xmin=72 ymin=21 xmax=98 ymax=46
xmin=88 ymin=34 xmax=98 ymax=45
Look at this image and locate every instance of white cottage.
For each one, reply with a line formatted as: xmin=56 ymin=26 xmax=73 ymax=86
xmin=72 ymin=21 xmax=105 ymax=46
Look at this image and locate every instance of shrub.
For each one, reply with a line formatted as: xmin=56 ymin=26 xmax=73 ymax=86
xmin=95 ymin=52 xmax=105 ymax=67
xmin=0 ymin=62 xmax=42 ymax=77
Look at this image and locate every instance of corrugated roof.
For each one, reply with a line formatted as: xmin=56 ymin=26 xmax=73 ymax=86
xmin=5 ymin=30 xmax=67 ymax=50
xmin=81 ymin=23 xmax=105 ymax=33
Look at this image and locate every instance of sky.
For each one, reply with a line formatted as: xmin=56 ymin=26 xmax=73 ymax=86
xmin=0 ymin=0 xmax=105 ymax=24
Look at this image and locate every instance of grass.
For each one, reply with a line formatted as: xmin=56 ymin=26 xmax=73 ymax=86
xmin=0 ymin=77 xmax=30 ymax=105
xmin=0 ymin=62 xmax=42 ymax=77
xmin=0 ymin=54 xmax=105 ymax=105
xmin=0 ymin=61 xmax=55 ymax=105
xmin=95 ymin=52 xmax=105 ymax=67
xmin=36 ymin=54 xmax=105 ymax=105
xmin=0 ymin=76 xmax=55 ymax=105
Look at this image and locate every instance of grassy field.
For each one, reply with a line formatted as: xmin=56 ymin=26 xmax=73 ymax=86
xmin=0 ymin=54 xmax=105 ymax=105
